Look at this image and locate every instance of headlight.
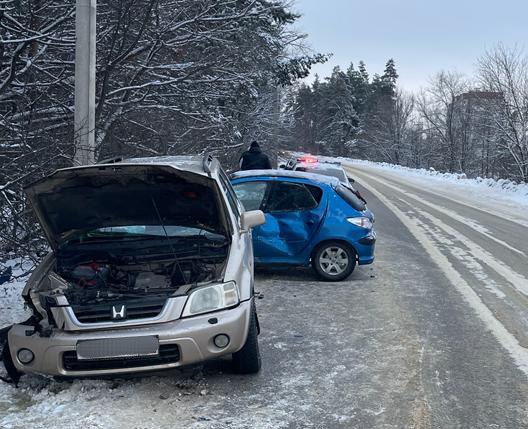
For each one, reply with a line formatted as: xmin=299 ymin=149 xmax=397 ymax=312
xmin=182 ymin=282 xmax=239 ymax=317
xmin=347 ymin=216 xmax=373 ymax=229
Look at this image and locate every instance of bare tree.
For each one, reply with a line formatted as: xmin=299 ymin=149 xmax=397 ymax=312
xmin=0 ymin=0 xmax=324 ymax=261
xmin=477 ymin=44 xmax=528 ymax=181
xmin=368 ymin=89 xmax=414 ymax=164
xmin=416 ymin=71 xmax=470 ymax=173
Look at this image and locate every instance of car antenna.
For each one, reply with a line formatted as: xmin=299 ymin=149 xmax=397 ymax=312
xmin=150 ymin=197 xmax=187 ymax=284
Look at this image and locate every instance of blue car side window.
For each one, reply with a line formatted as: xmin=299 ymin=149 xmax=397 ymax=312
xmin=233 ymin=181 xmax=269 ymax=211
xmin=266 ymin=182 xmax=318 ymax=212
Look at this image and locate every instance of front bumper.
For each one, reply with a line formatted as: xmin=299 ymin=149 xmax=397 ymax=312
xmin=8 ymin=300 xmax=252 ymax=377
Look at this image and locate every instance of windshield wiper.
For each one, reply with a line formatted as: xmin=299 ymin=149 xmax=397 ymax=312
xmin=67 ymin=235 xmax=143 ymax=243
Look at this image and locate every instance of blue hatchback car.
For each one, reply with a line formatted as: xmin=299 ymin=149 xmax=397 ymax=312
xmin=231 ymin=170 xmax=376 ymax=281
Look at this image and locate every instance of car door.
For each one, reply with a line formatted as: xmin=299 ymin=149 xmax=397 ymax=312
xmin=256 ymin=180 xmax=326 ymax=263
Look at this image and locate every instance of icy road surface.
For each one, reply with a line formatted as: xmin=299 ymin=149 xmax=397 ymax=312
xmin=2 ymin=162 xmax=528 ymax=428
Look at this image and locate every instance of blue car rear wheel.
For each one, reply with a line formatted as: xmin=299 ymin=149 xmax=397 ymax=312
xmin=312 ymin=241 xmax=356 ymax=281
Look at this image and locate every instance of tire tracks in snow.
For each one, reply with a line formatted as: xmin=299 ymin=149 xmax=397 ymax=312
xmin=354 ymin=169 xmax=526 ymax=257
xmin=350 ymin=169 xmax=528 ymax=378
xmin=351 ymin=170 xmax=528 ymax=299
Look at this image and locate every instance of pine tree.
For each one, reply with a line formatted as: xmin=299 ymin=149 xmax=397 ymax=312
xmin=359 ymin=61 xmax=369 ymax=84
xmin=347 ymin=62 xmax=370 ymax=116
xmin=382 ymin=59 xmax=399 ymax=88
xmin=363 ymin=59 xmax=401 ymax=161
xmin=319 ymin=67 xmax=360 ymax=156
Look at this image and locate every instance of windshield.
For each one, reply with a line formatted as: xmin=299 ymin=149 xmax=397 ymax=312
xmin=84 ymin=225 xmax=223 ymax=238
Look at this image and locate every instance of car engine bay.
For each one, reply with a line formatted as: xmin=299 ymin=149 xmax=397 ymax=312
xmin=51 ymin=259 xmax=219 ymax=306
xmin=31 ymin=236 xmax=230 ymax=319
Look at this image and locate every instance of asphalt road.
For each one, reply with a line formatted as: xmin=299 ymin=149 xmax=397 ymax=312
xmin=2 ymin=165 xmax=528 ymax=429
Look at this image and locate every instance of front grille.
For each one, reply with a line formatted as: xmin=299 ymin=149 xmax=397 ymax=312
xmin=62 ymin=344 xmax=180 ymax=371
xmin=71 ymin=298 xmax=166 ymax=323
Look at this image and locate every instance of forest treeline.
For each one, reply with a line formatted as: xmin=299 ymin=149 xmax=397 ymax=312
xmin=286 ymin=46 xmax=528 ymax=183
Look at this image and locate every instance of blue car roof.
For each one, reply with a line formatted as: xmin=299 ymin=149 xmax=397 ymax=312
xmin=231 ymin=169 xmax=340 ymax=187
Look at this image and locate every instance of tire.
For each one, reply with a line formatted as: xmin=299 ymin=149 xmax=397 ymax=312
xmin=232 ymin=306 xmax=261 ymax=374
xmin=312 ymin=241 xmax=356 ymax=281
xmin=1 ymin=332 xmax=22 ymax=386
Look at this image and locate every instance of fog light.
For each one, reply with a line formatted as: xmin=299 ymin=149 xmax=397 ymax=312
xmin=213 ymin=334 xmax=230 ymax=348
xmin=17 ymin=348 xmax=34 ymax=364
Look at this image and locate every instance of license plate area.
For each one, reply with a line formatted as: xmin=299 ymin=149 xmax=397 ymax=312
xmin=76 ymin=336 xmax=159 ymax=360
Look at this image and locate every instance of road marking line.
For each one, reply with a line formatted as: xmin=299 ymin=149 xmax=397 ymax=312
xmin=353 ymin=169 xmax=526 ymax=257
xmin=361 ymin=169 xmax=528 ymax=298
xmin=354 ymin=169 xmax=528 ymax=298
xmin=358 ymin=177 xmax=528 ymax=377
xmin=409 ymin=214 xmax=507 ymax=300
xmin=412 ymin=206 xmax=528 ymax=296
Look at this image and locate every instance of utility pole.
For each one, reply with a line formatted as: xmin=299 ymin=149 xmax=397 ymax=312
xmin=73 ymin=0 xmax=96 ymax=165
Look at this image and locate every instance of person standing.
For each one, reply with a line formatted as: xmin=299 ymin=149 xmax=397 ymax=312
xmin=239 ymin=141 xmax=272 ymax=170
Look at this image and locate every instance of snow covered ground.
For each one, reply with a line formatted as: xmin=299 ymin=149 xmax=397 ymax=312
xmin=0 ymin=259 xmax=33 ymax=328
xmin=0 ymin=267 xmax=397 ymax=429
xmin=345 ymin=159 xmax=528 ymax=202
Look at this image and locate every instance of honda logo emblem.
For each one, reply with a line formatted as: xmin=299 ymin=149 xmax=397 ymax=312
xmin=111 ymin=305 xmax=126 ymax=320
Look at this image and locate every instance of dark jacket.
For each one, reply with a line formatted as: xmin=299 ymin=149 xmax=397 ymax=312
xmin=239 ymin=146 xmax=272 ymax=170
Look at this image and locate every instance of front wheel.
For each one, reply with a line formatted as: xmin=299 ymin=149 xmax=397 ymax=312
xmin=312 ymin=241 xmax=356 ymax=281
xmin=232 ymin=306 xmax=261 ymax=374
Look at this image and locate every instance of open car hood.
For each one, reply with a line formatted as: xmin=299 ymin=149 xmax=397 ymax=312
xmin=25 ymin=163 xmax=228 ymax=250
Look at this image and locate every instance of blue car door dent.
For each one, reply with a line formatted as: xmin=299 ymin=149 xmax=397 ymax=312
xmin=256 ymin=181 xmax=327 ymax=263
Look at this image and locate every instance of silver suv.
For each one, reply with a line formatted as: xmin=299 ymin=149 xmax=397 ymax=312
xmin=2 ymin=155 xmax=265 ymax=381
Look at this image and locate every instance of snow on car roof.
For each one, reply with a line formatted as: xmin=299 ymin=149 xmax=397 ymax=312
xmin=56 ymin=155 xmax=215 ymax=177
xmin=232 ymin=169 xmax=340 ymax=186
xmin=124 ymin=155 xmax=212 ymax=175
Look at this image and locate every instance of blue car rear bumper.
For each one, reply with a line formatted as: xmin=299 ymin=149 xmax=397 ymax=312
xmin=355 ymin=231 xmax=376 ymax=265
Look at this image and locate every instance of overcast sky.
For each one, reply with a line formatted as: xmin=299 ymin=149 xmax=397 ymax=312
xmin=294 ymin=0 xmax=528 ymax=92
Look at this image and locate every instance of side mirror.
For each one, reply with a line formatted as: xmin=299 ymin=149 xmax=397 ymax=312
xmin=278 ymin=164 xmax=286 ymax=169
xmin=347 ymin=175 xmax=356 ymax=183
xmin=240 ymin=210 xmax=266 ymax=231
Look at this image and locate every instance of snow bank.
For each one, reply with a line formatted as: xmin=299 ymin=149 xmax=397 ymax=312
xmin=340 ymin=158 xmax=528 ymax=205
xmin=330 ymin=157 xmax=528 ymax=229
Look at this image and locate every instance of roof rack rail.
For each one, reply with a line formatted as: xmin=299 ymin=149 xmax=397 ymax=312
xmin=202 ymin=152 xmax=214 ymax=176
xmin=97 ymin=156 xmax=123 ymax=164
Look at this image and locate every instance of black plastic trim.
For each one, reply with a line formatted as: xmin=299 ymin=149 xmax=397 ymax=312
xmin=62 ymin=344 xmax=180 ymax=371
